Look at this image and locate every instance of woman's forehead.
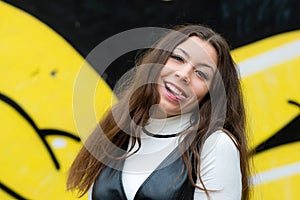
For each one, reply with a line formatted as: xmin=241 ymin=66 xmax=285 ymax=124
xmin=175 ymin=36 xmax=218 ymax=67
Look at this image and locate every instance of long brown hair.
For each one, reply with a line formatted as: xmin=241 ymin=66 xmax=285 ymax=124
xmin=67 ymin=24 xmax=251 ymax=200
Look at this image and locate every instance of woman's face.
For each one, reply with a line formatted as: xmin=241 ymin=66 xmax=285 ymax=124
xmin=156 ymin=36 xmax=218 ymax=117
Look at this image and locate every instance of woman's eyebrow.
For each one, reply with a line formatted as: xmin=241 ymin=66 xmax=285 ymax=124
xmin=195 ymin=63 xmax=215 ymax=72
xmin=175 ymin=48 xmax=190 ymax=59
xmin=175 ymin=48 xmax=215 ymax=72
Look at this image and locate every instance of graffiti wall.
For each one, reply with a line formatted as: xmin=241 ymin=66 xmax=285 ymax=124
xmin=232 ymin=31 xmax=300 ymax=199
xmin=0 ymin=2 xmax=114 ymax=199
xmin=0 ymin=0 xmax=299 ymax=199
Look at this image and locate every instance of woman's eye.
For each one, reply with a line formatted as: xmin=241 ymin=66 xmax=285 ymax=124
xmin=170 ymin=54 xmax=184 ymax=63
xmin=196 ymin=70 xmax=208 ymax=80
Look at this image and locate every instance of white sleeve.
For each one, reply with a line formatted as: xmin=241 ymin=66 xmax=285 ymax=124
xmin=88 ymin=184 xmax=93 ymax=200
xmin=194 ymin=131 xmax=242 ymax=200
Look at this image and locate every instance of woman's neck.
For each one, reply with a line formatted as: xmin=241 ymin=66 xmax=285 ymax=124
xmin=148 ymin=104 xmax=191 ymax=119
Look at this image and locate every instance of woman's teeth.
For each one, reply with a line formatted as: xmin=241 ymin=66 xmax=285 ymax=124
xmin=165 ymin=82 xmax=186 ymax=100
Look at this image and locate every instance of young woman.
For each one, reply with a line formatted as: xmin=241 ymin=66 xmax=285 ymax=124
xmin=67 ymin=24 xmax=251 ymax=200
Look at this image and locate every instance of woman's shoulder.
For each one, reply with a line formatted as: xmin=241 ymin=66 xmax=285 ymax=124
xmin=201 ymin=130 xmax=239 ymax=157
xmin=195 ymin=130 xmax=242 ymax=197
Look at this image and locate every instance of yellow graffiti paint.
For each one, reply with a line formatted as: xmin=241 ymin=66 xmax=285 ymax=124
xmin=0 ymin=1 xmax=114 ymax=199
xmin=232 ymin=30 xmax=300 ymax=199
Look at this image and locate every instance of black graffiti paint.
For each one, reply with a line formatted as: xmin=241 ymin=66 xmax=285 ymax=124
xmin=3 ymin=0 xmax=300 ymax=88
xmin=254 ymin=100 xmax=300 ymax=154
xmin=0 ymin=93 xmax=81 ymax=199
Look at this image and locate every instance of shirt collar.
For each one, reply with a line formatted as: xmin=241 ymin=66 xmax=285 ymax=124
xmin=143 ymin=112 xmax=193 ymax=136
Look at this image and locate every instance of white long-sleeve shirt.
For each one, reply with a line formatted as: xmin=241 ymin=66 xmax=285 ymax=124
xmin=89 ymin=113 xmax=242 ymax=199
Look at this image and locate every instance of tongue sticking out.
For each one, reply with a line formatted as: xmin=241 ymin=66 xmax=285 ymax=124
xmin=165 ymin=83 xmax=186 ymax=101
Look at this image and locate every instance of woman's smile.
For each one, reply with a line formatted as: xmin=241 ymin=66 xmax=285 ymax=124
xmin=164 ymin=81 xmax=187 ymax=102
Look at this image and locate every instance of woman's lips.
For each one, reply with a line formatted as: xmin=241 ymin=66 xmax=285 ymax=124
xmin=164 ymin=82 xmax=187 ymax=102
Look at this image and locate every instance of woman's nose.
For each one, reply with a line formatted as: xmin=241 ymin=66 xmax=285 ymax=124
xmin=174 ymin=64 xmax=193 ymax=84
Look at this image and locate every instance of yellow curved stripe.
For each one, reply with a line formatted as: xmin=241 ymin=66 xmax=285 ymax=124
xmin=232 ymin=30 xmax=300 ymax=62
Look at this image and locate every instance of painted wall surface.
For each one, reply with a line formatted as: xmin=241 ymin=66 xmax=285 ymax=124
xmin=0 ymin=2 xmax=115 ymax=199
xmin=0 ymin=1 xmax=299 ymax=199
xmin=232 ymin=32 xmax=300 ymax=199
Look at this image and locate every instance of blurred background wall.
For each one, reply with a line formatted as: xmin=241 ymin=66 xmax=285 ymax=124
xmin=0 ymin=0 xmax=299 ymax=199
